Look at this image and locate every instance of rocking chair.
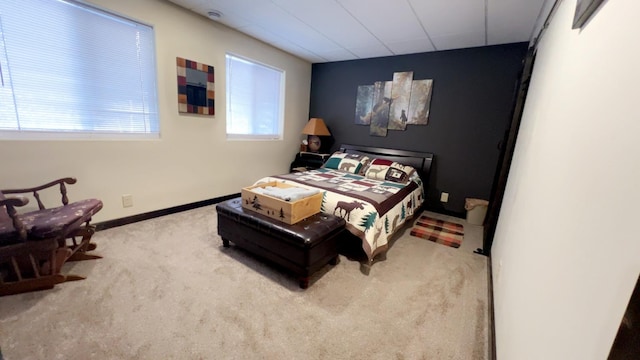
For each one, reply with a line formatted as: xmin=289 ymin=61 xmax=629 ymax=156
xmin=0 ymin=178 xmax=103 ymax=296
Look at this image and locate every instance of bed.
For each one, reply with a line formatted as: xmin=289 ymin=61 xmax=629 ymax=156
xmin=254 ymin=144 xmax=434 ymax=266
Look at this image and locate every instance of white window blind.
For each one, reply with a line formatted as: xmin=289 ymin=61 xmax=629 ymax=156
xmin=226 ymin=54 xmax=284 ymax=140
xmin=0 ymin=0 xmax=159 ymax=138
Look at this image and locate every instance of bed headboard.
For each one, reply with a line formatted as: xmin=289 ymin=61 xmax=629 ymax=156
xmin=338 ymin=144 xmax=434 ymax=184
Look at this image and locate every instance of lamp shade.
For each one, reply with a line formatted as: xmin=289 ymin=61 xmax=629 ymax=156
xmin=301 ymin=118 xmax=331 ymax=136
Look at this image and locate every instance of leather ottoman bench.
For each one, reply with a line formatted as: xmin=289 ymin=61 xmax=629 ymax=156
xmin=216 ymin=198 xmax=345 ymax=289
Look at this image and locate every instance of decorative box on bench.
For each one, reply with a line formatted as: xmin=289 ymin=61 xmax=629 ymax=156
xmin=241 ymin=181 xmax=322 ymax=225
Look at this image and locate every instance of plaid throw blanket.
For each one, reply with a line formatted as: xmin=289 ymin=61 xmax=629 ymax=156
xmin=410 ymin=215 xmax=464 ymax=248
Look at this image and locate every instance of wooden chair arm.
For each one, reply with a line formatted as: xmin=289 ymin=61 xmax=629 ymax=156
xmin=0 ymin=195 xmax=29 ymax=208
xmin=0 ymin=195 xmax=29 ymax=241
xmin=1 ymin=178 xmax=77 ymax=195
xmin=1 ymin=178 xmax=77 ymax=209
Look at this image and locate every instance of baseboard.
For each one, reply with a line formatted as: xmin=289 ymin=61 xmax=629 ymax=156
xmin=94 ymin=193 xmax=240 ymax=231
xmin=488 ymin=256 xmax=497 ymax=360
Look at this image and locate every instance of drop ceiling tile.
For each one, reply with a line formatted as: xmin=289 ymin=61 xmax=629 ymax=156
xmin=386 ymin=38 xmax=436 ymax=55
xmin=171 ymin=0 xmax=203 ymax=10
xmin=410 ymin=0 xmax=485 ymax=37
xmin=238 ymin=25 xmax=328 ymax=61
xmin=279 ymin=49 xmax=327 ymax=63
xmin=169 ymin=0 xmax=549 ymax=63
xmin=338 ymin=0 xmax=428 ymax=43
xmin=169 ymin=0 xmax=256 ymax=28
xmin=316 ymin=48 xmax=360 ymax=62
xmin=268 ymin=38 xmax=329 ymax=62
xmin=306 ymin=55 xmax=330 ymax=63
xmin=186 ymin=6 xmax=252 ymax=28
xmin=430 ymin=32 xmax=487 ymax=51
xmin=250 ymin=17 xmax=339 ymax=52
xmin=349 ymin=44 xmax=394 ymax=59
xmin=271 ymin=0 xmax=381 ymax=49
xmin=270 ymin=43 xmax=329 ymax=63
xmin=198 ymin=0 xmax=341 ymax=52
xmin=487 ymin=0 xmax=547 ymax=44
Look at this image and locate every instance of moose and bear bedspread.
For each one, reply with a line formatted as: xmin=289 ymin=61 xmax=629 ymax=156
xmin=254 ymin=168 xmax=424 ymax=261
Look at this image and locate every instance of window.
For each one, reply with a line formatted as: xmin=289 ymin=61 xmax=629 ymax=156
xmin=0 ymin=0 xmax=159 ymax=139
xmin=226 ymin=53 xmax=284 ymax=140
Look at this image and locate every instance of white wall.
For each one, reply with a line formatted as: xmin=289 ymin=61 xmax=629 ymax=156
xmin=492 ymin=0 xmax=640 ymax=358
xmin=0 ymin=0 xmax=311 ymax=222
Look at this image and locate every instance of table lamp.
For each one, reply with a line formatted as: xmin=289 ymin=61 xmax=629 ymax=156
xmin=301 ymin=118 xmax=331 ymax=153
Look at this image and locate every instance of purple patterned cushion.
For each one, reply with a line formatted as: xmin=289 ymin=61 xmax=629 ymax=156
xmin=0 ymin=198 xmax=103 ymax=245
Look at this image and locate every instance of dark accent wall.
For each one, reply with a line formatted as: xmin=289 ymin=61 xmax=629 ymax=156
xmin=309 ymin=43 xmax=528 ymax=216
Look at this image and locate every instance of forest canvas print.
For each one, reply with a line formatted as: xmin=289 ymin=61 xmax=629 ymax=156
xmin=354 ymin=85 xmax=374 ymax=125
xmin=407 ymin=79 xmax=433 ymax=125
xmin=388 ymin=71 xmax=414 ymax=131
xmin=369 ymin=81 xmax=392 ymax=137
xmin=355 ymin=72 xmax=433 ymax=136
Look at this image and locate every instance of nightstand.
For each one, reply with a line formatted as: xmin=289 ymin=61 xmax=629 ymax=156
xmin=289 ymin=152 xmax=330 ymax=172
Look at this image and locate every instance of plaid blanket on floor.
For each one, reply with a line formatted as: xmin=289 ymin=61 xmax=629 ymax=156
xmin=410 ymin=215 xmax=464 ymax=248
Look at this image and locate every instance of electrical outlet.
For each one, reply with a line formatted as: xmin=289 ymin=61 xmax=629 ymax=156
xmin=440 ymin=192 xmax=449 ymax=203
xmin=122 ymin=194 xmax=133 ymax=208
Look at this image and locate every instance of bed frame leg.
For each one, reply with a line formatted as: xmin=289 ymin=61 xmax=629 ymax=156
xmin=360 ymin=261 xmax=371 ymax=276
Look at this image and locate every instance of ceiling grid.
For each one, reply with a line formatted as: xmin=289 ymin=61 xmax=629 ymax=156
xmin=169 ymin=0 xmax=548 ymax=63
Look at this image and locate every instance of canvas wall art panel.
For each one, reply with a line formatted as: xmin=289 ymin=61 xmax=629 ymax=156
xmin=407 ymin=79 xmax=433 ymax=125
xmin=353 ymin=72 xmax=434 ymax=135
xmin=370 ymin=81 xmax=392 ymax=137
xmin=388 ymin=71 xmax=413 ymax=130
xmin=354 ymin=85 xmax=374 ymax=125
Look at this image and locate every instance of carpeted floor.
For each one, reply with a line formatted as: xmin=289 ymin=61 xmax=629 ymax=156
xmin=0 ymin=205 xmax=489 ymax=359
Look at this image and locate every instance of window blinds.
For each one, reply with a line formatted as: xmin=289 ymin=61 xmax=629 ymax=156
xmin=0 ymin=0 xmax=159 ymax=137
xmin=226 ymin=53 xmax=284 ymax=139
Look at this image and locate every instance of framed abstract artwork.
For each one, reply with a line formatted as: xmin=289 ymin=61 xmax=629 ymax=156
xmin=176 ymin=57 xmax=215 ymax=115
xmin=572 ymin=0 xmax=606 ymax=29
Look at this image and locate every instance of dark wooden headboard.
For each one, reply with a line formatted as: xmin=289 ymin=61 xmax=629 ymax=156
xmin=338 ymin=144 xmax=434 ymax=184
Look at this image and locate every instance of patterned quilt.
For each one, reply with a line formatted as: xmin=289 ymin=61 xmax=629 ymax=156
xmin=255 ymin=168 xmax=424 ymax=261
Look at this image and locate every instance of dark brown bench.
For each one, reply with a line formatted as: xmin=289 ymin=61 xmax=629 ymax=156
xmin=216 ymin=198 xmax=345 ymax=288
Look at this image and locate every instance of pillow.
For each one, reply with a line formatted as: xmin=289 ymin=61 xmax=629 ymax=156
xmin=322 ymin=152 xmax=370 ymax=174
xmin=364 ymin=158 xmax=417 ymax=183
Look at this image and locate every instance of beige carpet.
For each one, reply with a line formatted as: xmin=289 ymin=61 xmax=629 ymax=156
xmin=0 ymin=205 xmax=489 ymax=359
